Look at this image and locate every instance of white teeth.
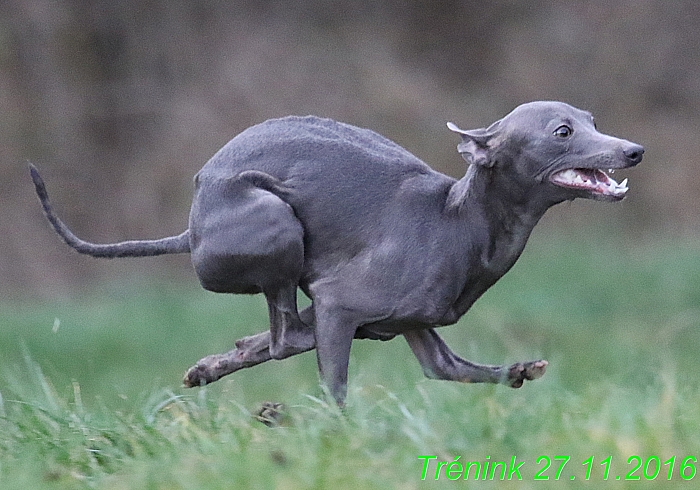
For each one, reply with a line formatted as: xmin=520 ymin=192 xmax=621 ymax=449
xmin=614 ymin=178 xmax=629 ymax=195
xmin=609 ymin=168 xmax=615 ymax=174
xmin=551 ymin=168 xmax=629 ymax=196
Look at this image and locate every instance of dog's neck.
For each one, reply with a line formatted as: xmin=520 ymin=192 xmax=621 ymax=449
xmin=436 ymin=165 xmax=557 ymax=323
xmin=446 ymin=164 xmax=555 ymax=275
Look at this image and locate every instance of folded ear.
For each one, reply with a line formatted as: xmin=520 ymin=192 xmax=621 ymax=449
xmin=447 ymin=120 xmax=500 ymax=168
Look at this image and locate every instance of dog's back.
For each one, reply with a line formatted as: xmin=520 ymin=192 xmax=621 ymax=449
xmin=192 ymin=116 xmax=456 ymax=282
xmin=199 ymin=115 xmax=433 ymax=180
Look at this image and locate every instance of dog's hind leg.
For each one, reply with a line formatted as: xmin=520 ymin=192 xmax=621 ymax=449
xmin=403 ymin=328 xmax=547 ymax=388
xmin=265 ymin=284 xmax=314 ymax=360
xmin=183 ymin=331 xmax=273 ymax=387
xmin=183 ymin=306 xmax=316 ymax=387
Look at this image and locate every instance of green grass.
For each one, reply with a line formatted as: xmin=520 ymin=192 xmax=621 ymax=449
xmin=2 ymin=234 xmax=700 ymax=488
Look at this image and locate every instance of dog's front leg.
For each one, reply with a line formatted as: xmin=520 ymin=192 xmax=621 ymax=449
xmin=403 ymin=328 xmax=547 ymax=388
xmin=313 ymin=303 xmax=358 ymax=408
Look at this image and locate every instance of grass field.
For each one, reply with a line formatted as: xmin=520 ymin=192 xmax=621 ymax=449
xmin=2 ymin=233 xmax=700 ymax=488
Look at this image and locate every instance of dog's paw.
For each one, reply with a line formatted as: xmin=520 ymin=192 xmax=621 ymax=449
xmin=182 ymin=364 xmax=209 ymax=388
xmin=182 ymin=354 xmax=225 ymax=387
xmin=506 ymin=359 xmax=548 ymax=388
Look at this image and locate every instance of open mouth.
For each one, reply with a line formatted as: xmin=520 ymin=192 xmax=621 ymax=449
xmin=550 ymin=168 xmax=629 ymax=199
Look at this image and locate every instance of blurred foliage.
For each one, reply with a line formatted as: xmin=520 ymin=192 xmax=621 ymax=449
xmin=1 ymin=0 xmax=699 ymax=293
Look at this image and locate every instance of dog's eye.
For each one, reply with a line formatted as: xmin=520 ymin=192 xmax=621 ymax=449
xmin=553 ymin=125 xmax=573 ymax=138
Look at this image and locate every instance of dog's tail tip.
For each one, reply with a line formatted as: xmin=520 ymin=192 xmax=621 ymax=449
xmin=29 ymin=163 xmax=55 ymax=211
xmin=28 ymin=162 xmax=41 ymax=180
xmin=28 ymin=162 xmax=44 ymax=189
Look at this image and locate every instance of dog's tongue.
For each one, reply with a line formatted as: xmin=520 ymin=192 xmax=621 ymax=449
xmin=551 ymin=168 xmax=629 ymax=197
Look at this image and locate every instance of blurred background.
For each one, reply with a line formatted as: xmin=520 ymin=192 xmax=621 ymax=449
xmin=2 ymin=6 xmax=699 ymax=482
xmin=1 ymin=0 xmax=699 ymax=297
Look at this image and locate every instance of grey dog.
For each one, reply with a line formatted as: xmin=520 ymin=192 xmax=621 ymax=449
xmin=31 ymin=101 xmax=643 ymax=406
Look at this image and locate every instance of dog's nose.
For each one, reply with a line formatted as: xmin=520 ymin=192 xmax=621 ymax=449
xmin=623 ymin=144 xmax=644 ymax=165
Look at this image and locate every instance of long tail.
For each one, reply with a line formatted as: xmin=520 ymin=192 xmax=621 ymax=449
xmin=29 ymin=164 xmax=191 ymax=258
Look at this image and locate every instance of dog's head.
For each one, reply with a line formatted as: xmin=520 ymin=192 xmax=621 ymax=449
xmin=448 ymin=101 xmax=644 ymax=203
